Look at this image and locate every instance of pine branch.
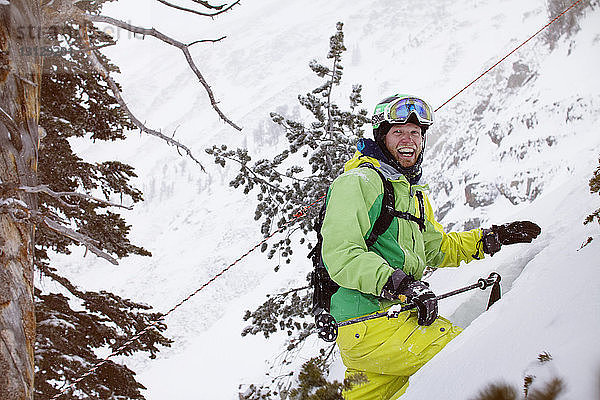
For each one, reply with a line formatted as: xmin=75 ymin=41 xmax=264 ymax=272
xmin=18 ymin=184 xmax=133 ymax=210
xmin=155 ymin=0 xmax=240 ymax=17
xmin=225 ymin=157 xmax=285 ymax=192
xmin=325 ymin=57 xmax=337 ymax=139
xmin=0 ymin=199 xmax=119 ymax=265
xmin=273 ymin=285 xmax=310 ymax=299
xmin=42 ymin=216 xmax=118 ymax=265
xmin=39 ymin=265 xmax=91 ymax=298
xmin=85 ymin=14 xmax=242 ymax=131
xmin=225 ymin=152 xmax=309 ymax=185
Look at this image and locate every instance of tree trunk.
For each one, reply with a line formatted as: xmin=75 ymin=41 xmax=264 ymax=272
xmin=0 ymin=1 xmax=42 ymax=399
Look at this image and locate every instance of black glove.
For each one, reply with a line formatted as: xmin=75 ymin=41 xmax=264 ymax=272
xmin=381 ymin=269 xmax=438 ymax=326
xmin=482 ymin=221 xmax=541 ymax=256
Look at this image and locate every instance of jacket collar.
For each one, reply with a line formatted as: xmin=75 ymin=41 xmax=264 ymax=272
xmin=346 ymin=138 xmax=422 ymax=183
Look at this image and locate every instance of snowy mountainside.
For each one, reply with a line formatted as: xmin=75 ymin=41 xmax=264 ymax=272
xmin=398 ymin=11 xmax=600 ymax=399
xmin=49 ymin=0 xmax=600 ymax=399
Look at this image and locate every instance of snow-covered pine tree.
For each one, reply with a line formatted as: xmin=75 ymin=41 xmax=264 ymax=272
xmin=208 ymin=21 xmax=369 ymax=397
xmin=207 ymin=21 xmax=368 ymax=267
xmin=1 ymin=0 xmax=239 ymax=398
xmin=31 ymin=2 xmax=173 ymax=399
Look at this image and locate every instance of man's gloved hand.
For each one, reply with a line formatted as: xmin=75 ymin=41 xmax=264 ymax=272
xmin=482 ymin=221 xmax=541 ymax=256
xmin=381 ymin=269 xmax=438 ymax=326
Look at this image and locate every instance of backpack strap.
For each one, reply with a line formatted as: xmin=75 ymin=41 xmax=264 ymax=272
xmin=307 ymin=202 xmax=326 ymax=262
xmin=362 ymin=164 xmax=396 ymax=248
xmin=361 ymin=164 xmax=426 ymax=248
xmin=415 ymin=191 xmax=426 ymax=232
xmin=388 ymin=191 xmax=426 ymax=232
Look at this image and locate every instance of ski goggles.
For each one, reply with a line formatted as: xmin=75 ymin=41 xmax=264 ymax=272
xmin=372 ymin=97 xmax=434 ymax=128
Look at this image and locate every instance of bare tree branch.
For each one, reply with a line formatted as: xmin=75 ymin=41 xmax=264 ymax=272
xmin=155 ymin=0 xmax=240 ymax=17
xmin=17 ymin=185 xmax=133 ymax=210
xmin=78 ymin=25 xmax=207 ymax=171
xmin=85 ymin=14 xmax=242 ymax=132
xmin=271 ymin=285 xmax=310 ymax=299
xmin=188 ymin=36 xmax=226 ymax=46
xmin=69 ymin=42 xmax=117 ymax=54
xmin=191 ymin=0 xmax=226 ymax=10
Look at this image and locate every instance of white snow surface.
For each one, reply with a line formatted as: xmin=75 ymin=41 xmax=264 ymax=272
xmin=46 ymin=0 xmax=600 ymax=399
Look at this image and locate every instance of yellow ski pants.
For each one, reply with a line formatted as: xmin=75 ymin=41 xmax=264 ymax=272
xmin=337 ymin=310 xmax=461 ymax=400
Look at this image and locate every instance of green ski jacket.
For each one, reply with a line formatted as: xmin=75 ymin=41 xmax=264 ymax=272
xmin=321 ymin=151 xmax=485 ymax=322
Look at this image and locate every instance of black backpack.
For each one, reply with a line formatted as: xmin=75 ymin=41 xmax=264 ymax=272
xmin=309 ymin=163 xmax=425 ymax=341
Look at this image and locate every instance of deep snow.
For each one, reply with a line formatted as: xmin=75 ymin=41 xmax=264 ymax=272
xmin=48 ymin=0 xmax=600 ymax=399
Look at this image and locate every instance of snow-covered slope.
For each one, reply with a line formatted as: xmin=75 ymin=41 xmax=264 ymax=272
xmin=53 ymin=0 xmax=600 ymax=398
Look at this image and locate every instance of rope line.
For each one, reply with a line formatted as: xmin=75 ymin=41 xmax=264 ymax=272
xmin=434 ymin=0 xmax=584 ymax=112
xmin=51 ymin=0 xmax=584 ymax=396
xmin=51 ymin=194 xmax=326 ymax=399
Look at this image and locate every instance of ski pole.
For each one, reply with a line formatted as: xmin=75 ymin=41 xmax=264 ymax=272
xmin=340 ymin=272 xmax=501 ymax=327
xmin=316 ymin=272 xmax=501 ymax=342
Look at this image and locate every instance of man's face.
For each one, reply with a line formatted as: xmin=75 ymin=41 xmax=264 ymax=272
xmin=384 ymin=123 xmax=423 ymax=168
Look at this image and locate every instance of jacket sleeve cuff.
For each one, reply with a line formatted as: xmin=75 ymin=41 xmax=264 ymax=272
xmin=375 ymin=264 xmax=395 ymax=296
xmin=471 ymin=228 xmax=486 ymax=260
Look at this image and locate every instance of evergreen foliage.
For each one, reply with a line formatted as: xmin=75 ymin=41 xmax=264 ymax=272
xmin=208 ymin=22 xmax=368 ymax=397
xmin=32 ymin=1 xmax=172 ymax=398
xmin=473 ymin=353 xmax=565 ymax=400
xmin=208 ymin=21 xmax=367 ymax=340
xmin=472 ymin=379 xmax=565 ymax=400
xmin=287 ymin=358 xmax=366 ymax=400
xmin=207 ymin=21 xmax=368 ymax=267
xmin=473 ymin=383 xmax=520 ymax=400
xmin=584 ymin=157 xmax=600 ymax=226
xmin=240 ymin=355 xmax=365 ymax=400
xmin=241 ymin=286 xmax=312 ymax=347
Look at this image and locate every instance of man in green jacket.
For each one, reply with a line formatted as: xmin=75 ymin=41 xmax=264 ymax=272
xmin=320 ymin=94 xmax=541 ymax=399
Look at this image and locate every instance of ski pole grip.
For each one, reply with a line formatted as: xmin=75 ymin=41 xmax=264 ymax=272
xmin=488 ymin=272 xmax=501 ymax=285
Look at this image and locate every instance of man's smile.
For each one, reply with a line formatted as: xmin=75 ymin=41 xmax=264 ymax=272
xmin=396 ymin=146 xmax=416 ymax=158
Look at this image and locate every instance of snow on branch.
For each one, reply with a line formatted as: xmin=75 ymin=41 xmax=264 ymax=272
xmin=155 ymin=0 xmax=241 ymax=17
xmin=78 ymin=25 xmax=207 ymax=171
xmin=17 ymin=184 xmax=133 ymax=210
xmin=0 ymin=199 xmax=118 ymax=265
xmin=84 ymin=14 xmax=242 ymax=132
xmin=42 ymin=217 xmax=118 ymax=265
